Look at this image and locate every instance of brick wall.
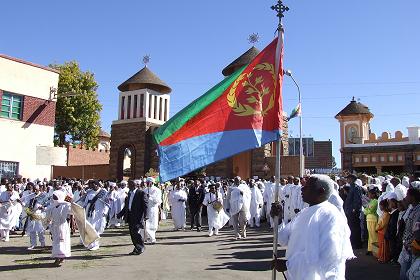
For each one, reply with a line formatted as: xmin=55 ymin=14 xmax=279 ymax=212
xmin=305 ymin=141 xmax=333 ymax=169
xmin=22 ymin=95 xmax=56 ymax=127
xmin=67 ymin=146 xmax=110 ymax=166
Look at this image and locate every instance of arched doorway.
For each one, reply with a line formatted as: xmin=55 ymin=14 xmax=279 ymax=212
xmin=117 ymin=145 xmax=136 ymax=181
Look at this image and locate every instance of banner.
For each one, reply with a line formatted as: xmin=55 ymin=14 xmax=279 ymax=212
xmin=71 ymin=203 xmax=100 ymax=247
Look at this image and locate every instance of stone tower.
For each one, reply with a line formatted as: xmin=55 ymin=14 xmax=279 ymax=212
xmin=335 ymin=97 xmax=374 ymax=168
xmin=109 ymin=66 xmax=171 ymax=180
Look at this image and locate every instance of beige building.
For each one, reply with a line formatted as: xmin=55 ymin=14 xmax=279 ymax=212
xmin=336 ymin=98 xmax=420 ymax=174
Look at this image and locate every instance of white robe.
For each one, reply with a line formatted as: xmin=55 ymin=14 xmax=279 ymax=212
xmin=46 ymin=202 xmax=72 ymax=258
xmin=170 ymin=190 xmax=187 ymax=229
xmin=84 ymin=189 xmax=109 ymax=237
xmin=328 ymin=190 xmax=346 ymax=217
xmin=283 ymin=184 xmax=307 ymax=223
xmin=0 ymin=191 xmax=20 ymax=230
xmin=203 ymin=192 xmax=229 ymax=230
xmin=278 ymin=201 xmax=354 ymax=280
xmin=107 ymin=190 xmax=119 ymax=226
xmin=25 ymin=198 xmax=46 ymax=233
xmin=250 ymin=187 xmax=263 ymax=219
xmin=145 ymin=186 xmax=162 ymax=240
xmin=229 ymin=184 xmax=251 ymax=221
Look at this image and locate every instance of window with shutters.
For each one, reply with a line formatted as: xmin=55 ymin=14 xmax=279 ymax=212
xmin=1 ymin=92 xmax=23 ymax=120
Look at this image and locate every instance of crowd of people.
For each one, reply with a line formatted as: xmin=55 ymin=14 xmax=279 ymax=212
xmin=337 ymin=173 xmax=420 ymax=280
xmin=0 ymin=171 xmax=419 ymax=279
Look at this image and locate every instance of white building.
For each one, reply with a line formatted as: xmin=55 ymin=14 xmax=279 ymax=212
xmin=0 ymin=54 xmax=63 ymax=180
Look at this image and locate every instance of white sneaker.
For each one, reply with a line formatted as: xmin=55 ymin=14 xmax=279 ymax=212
xmin=214 ymin=230 xmax=219 ymax=236
xmin=208 ymin=230 xmax=214 ymax=237
xmin=27 ymin=246 xmax=35 ymax=250
xmin=88 ymin=245 xmax=100 ymax=251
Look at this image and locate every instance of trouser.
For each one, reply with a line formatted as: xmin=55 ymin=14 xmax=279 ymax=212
xmin=347 ymin=212 xmax=362 ymax=249
xmin=366 ymin=215 xmax=378 ymax=252
xmin=232 ymin=211 xmax=247 ymax=237
xmin=29 ymin=231 xmax=45 ymax=247
xmin=190 ymin=207 xmax=202 ymax=229
xmin=129 ymin=221 xmax=145 ymax=252
xmin=388 ymin=238 xmax=399 ymax=261
xmin=249 ymin=215 xmax=260 ymax=227
xmin=0 ymin=229 xmax=10 ymax=241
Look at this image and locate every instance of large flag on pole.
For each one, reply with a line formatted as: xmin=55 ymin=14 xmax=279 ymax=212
xmin=154 ymin=37 xmax=284 ymax=182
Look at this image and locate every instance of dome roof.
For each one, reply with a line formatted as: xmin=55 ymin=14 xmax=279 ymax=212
xmin=118 ymin=66 xmax=171 ymax=94
xmin=335 ymin=98 xmax=373 ymax=118
xmin=98 ymin=129 xmax=111 ymax=138
xmin=222 ymin=46 xmax=260 ymax=77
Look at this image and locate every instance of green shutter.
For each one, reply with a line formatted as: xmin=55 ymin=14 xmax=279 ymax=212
xmin=1 ymin=92 xmax=22 ymax=120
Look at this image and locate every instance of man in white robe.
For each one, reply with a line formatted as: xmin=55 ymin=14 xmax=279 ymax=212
xmin=203 ymin=184 xmax=229 ymax=236
xmin=107 ymin=182 xmax=119 ymax=228
xmin=0 ymin=183 xmax=20 ymax=241
xmin=84 ymin=180 xmax=109 ymax=250
xmin=264 ymin=177 xmax=282 ymax=228
xmin=249 ymin=180 xmax=263 ymax=228
xmin=144 ymin=178 xmax=162 ymax=244
xmin=169 ymin=183 xmax=188 ymax=230
xmin=391 ymin=177 xmax=408 ymax=202
xmin=45 ymin=190 xmax=72 ymax=266
xmin=271 ymin=175 xmax=354 ymax=279
xmin=227 ymin=177 xmax=251 ymax=239
xmin=25 ymin=185 xmax=46 ymax=249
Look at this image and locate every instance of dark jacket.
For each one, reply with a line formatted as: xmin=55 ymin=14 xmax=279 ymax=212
xmin=188 ymin=185 xmax=205 ymax=210
xmin=118 ymin=189 xmax=148 ymax=226
xmin=385 ymin=209 xmax=400 ymax=241
xmin=343 ymin=183 xmax=362 ymax=216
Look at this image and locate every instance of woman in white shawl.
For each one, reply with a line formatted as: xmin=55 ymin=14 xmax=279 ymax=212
xmin=45 ymin=190 xmax=72 ymax=266
xmin=202 ymin=184 xmax=229 ymax=236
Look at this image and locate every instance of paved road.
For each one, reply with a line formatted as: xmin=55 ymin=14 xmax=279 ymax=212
xmin=0 ymin=220 xmax=399 ymax=280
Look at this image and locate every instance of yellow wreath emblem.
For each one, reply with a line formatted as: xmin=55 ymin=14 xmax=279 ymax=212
xmin=227 ymin=63 xmax=276 ymax=117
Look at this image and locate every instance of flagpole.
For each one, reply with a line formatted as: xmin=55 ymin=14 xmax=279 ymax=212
xmin=271 ymin=1 xmax=288 ymax=280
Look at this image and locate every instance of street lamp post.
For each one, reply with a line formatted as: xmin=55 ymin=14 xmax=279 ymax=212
xmin=284 ymin=70 xmax=304 ymax=177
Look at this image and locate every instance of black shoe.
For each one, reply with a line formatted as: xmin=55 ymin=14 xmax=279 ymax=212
xmin=197 ymin=227 xmax=202 ymax=232
xmin=129 ymin=248 xmax=145 ymax=255
xmin=366 ymin=251 xmax=372 ymax=256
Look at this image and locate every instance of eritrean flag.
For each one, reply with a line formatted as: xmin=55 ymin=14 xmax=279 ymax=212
xmin=154 ymin=36 xmax=284 ymax=182
xmin=287 ymin=103 xmax=301 ymax=120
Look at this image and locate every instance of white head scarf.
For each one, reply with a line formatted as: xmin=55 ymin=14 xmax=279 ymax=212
xmin=52 ymin=190 xmax=66 ymax=206
xmin=411 ymin=181 xmax=420 ymax=189
xmin=402 ymin=177 xmax=410 ymax=188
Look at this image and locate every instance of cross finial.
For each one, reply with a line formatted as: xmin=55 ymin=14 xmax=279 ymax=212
xmin=248 ymin=33 xmax=260 ymax=46
xmin=143 ymin=55 xmax=151 ymax=67
xmin=271 ymin=0 xmax=289 ymax=21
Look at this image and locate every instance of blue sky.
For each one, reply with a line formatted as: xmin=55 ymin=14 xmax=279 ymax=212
xmin=1 ymin=1 xmax=419 ymax=167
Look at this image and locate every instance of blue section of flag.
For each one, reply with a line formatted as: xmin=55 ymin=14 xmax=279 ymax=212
xmin=157 ymin=129 xmax=280 ymax=182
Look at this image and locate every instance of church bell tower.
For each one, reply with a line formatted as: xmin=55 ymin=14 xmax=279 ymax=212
xmin=109 ymin=59 xmax=171 ymax=180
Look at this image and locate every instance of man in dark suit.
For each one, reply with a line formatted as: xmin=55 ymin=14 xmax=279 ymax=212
xmin=188 ymin=179 xmax=205 ymax=231
xmin=343 ymin=174 xmax=362 ymax=249
xmin=118 ymin=180 xmax=148 ymax=255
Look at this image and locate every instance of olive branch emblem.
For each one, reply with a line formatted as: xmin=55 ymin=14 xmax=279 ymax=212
xmin=227 ymin=63 xmax=276 ymax=116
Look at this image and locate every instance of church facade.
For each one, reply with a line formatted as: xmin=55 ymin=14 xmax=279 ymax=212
xmin=336 ymin=98 xmax=420 ymax=174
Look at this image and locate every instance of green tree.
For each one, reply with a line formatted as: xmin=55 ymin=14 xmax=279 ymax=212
xmin=51 ymin=61 xmax=102 ymax=148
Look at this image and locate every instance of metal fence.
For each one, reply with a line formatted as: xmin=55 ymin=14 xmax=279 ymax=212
xmin=0 ymin=161 xmax=19 ymax=179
